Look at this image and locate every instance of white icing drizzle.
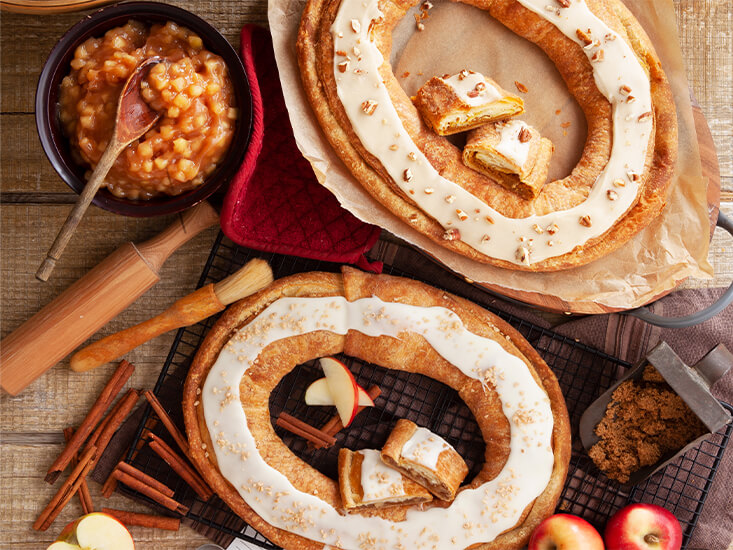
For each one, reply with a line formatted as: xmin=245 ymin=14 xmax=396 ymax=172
xmin=202 ymin=296 xmax=554 ymax=549
xmin=401 ymin=426 xmax=451 ymax=470
xmin=358 ymin=449 xmax=406 ymax=503
xmin=494 ymin=120 xmax=532 ymax=169
xmin=443 ymin=71 xmax=501 ymax=106
xmin=330 ymin=0 xmax=654 ymax=265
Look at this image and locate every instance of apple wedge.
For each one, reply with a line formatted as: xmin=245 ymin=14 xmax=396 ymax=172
xmin=319 ymin=357 xmax=359 ymax=427
xmin=305 ymin=377 xmax=374 ymax=407
xmin=49 ymin=513 xmax=134 ymax=550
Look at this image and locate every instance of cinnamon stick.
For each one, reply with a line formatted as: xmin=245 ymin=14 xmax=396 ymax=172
xmin=85 ymin=388 xmax=139 ymax=468
xmin=148 ymin=433 xmax=212 ymax=500
xmin=46 ymin=360 xmax=134 ymax=484
xmin=315 ymin=385 xmax=381 ymax=447
xmin=115 ymin=461 xmax=175 ymax=498
xmin=143 ymin=390 xmax=189 ymax=456
xmin=277 ymin=412 xmax=337 ymax=447
xmin=34 ymin=445 xmax=97 ymax=531
xmin=102 ymin=416 xmax=158 ymax=498
xmin=112 ymin=469 xmax=188 ymax=515
xmin=101 ymin=508 xmax=180 ymax=531
xmin=63 ymin=428 xmax=93 ymax=514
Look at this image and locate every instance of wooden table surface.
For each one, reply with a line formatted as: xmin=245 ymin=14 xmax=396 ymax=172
xmin=1 ymin=1 xmax=731 ymax=548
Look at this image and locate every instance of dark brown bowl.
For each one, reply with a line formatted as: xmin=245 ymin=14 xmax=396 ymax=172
xmin=35 ymin=1 xmax=252 ymax=217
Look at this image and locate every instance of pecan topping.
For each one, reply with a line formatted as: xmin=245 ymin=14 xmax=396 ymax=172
xmin=424 ymin=187 xmax=434 ymax=194
xmin=481 ymin=234 xmax=491 ymax=243
xmin=604 ymin=32 xmax=617 ymax=42
xmin=532 ymin=223 xmax=544 ymax=234
xmin=546 ymin=223 xmax=559 ymax=235
xmin=335 ymin=50 xmax=348 ymax=57
xmin=606 ymin=189 xmax=619 ymax=201
xmin=514 ymin=80 xmax=528 ymax=93
xmin=475 ymin=82 xmax=486 ymax=91
xmin=626 ymin=95 xmax=636 ymax=103
xmin=485 ymin=215 xmax=495 ymax=224
xmin=638 ymin=111 xmax=652 ymax=123
xmin=458 ymin=69 xmax=469 ymax=80
xmin=350 ymin=19 xmax=361 ymax=33
xmin=360 ymin=100 xmax=378 ymax=115
xmin=556 ymin=0 xmax=570 ymax=6
xmin=407 ymin=152 xmax=417 ymax=161
xmin=627 ymin=170 xmax=640 ymax=182
xmin=613 ymin=178 xmax=626 ymax=188
xmin=352 ymin=46 xmax=361 ymax=56
xmin=579 ymin=215 xmax=592 ymax=227
xmin=619 ymin=85 xmax=632 ymax=96
xmin=518 ymin=127 xmax=532 ymax=143
xmin=591 ymin=49 xmax=605 ymax=63
xmin=466 ymin=89 xmax=480 ymax=98
xmin=389 ymin=144 xmax=399 ymax=151
xmin=576 ymin=28 xmax=593 ymax=46
xmin=443 ymin=228 xmax=460 ymax=241
xmin=515 ymin=247 xmax=530 ymax=265
xmin=402 ymin=168 xmax=413 ymax=182
xmin=337 ymin=61 xmax=349 ymax=73
xmin=445 ymin=195 xmax=456 ymax=204
xmin=456 ymin=209 xmax=468 ymax=221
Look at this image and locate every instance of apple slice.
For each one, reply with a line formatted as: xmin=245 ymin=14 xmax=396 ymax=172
xmin=305 ymin=377 xmax=374 ymax=407
xmin=50 ymin=513 xmax=134 ymax=550
xmin=319 ymin=357 xmax=359 ymax=427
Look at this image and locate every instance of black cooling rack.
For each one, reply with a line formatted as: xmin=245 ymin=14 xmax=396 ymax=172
xmin=122 ymin=233 xmax=732 ymax=549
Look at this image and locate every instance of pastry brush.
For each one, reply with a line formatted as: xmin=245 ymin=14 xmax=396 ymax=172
xmin=70 ymin=259 xmax=274 ymax=373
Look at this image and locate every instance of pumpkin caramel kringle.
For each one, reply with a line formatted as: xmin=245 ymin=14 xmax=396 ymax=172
xmin=296 ymin=0 xmax=677 ymax=271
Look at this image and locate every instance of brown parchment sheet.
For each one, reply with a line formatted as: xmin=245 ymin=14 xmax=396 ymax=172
xmin=268 ymin=0 xmax=712 ymax=309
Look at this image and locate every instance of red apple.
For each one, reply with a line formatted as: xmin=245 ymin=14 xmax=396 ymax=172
xmin=319 ymin=357 xmax=359 ymax=427
xmin=48 ymin=512 xmax=134 ymax=550
xmin=604 ymin=504 xmax=682 ymax=550
xmin=529 ymin=514 xmax=604 ymax=550
xmin=304 ymin=377 xmax=374 ymax=407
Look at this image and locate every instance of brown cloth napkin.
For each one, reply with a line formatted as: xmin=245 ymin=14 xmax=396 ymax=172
xmin=541 ymin=287 xmax=733 ymax=550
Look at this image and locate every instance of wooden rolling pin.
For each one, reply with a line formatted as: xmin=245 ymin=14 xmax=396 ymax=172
xmin=70 ymin=259 xmax=274 ymax=372
xmin=0 ymin=202 xmax=219 ymax=395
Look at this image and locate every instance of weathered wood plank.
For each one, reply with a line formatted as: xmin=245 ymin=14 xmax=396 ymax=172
xmin=0 ymin=443 xmax=209 ymax=548
xmin=0 ymin=204 xmax=218 ymax=431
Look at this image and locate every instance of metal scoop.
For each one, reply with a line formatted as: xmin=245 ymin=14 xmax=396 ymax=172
xmin=580 ymin=341 xmax=732 ymax=486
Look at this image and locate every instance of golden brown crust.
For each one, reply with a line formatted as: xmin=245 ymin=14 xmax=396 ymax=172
xmin=183 ymin=268 xmax=572 ymax=550
xmin=381 ymin=419 xmax=469 ymax=501
xmin=296 ymin=0 xmax=678 ymax=271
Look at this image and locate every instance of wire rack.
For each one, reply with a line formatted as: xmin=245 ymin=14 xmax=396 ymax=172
xmin=122 ymin=233 xmax=732 ymax=549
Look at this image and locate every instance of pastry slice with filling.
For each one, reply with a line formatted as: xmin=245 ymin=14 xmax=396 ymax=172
xmin=381 ymin=419 xmax=468 ymax=501
xmin=413 ymin=70 xmax=524 ymax=135
xmin=463 ymin=120 xmax=554 ymax=200
xmin=338 ymin=448 xmax=433 ymax=512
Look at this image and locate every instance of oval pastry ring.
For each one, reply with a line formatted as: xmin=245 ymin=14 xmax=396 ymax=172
xmin=184 ymin=269 xmax=571 ymax=549
xmin=297 ymin=0 xmax=678 ymax=271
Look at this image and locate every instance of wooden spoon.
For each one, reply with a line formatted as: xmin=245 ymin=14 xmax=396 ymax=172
xmin=36 ymin=57 xmax=163 ymax=282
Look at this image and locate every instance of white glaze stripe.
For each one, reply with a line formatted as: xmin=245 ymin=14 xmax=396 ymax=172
xmin=202 ymin=296 xmax=554 ymax=549
xmin=444 ymin=71 xmax=502 ymax=107
xmin=494 ymin=120 xmax=532 ymax=169
xmin=330 ymin=0 xmax=654 ymax=265
xmin=359 ymin=449 xmax=406 ymax=503
xmin=401 ymin=426 xmax=451 ymax=471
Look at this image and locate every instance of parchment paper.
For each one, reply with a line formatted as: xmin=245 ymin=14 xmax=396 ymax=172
xmin=268 ymin=0 xmax=713 ymax=309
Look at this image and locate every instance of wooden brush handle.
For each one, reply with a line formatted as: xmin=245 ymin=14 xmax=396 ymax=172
xmin=70 ymin=285 xmax=225 ymax=373
xmin=0 ymin=202 xmax=219 ymax=395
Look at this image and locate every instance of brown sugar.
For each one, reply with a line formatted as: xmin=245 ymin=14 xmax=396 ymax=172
xmin=588 ymin=365 xmax=706 ymax=483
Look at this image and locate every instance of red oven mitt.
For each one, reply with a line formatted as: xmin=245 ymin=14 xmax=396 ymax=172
xmin=220 ymin=25 xmax=382 ymax=272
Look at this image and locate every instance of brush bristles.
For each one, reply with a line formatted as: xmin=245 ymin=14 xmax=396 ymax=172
xmin=213 ymin=259 xmax=274 ymax=305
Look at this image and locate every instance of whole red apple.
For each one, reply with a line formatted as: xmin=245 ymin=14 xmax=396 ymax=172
xmin=529 ymin=514 xmax=604 ymax=550
xmin=604 ymin=503 xmax=682 ymax=550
